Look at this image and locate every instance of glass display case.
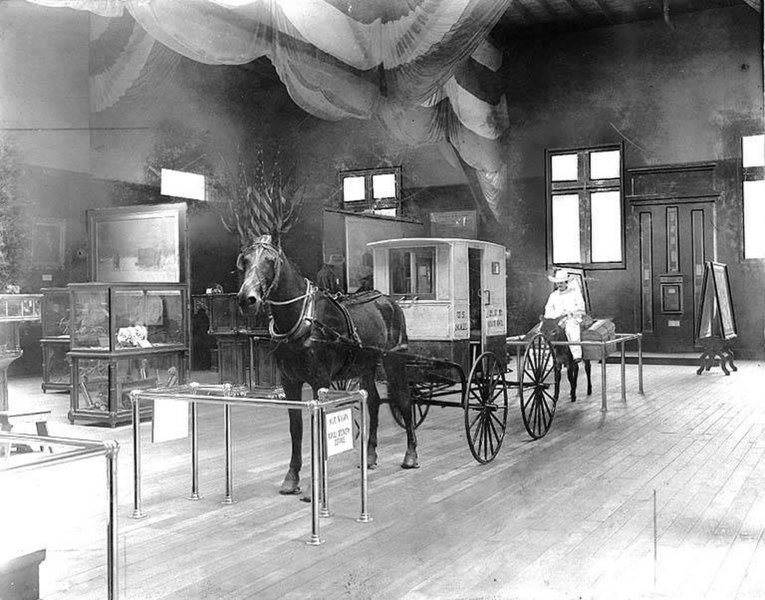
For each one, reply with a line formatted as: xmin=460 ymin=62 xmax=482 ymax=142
xmin=67 ymin=283 xmax=189 ymax=426
xmin=40 ymin=287 xmax=71 ymax=392
xmin=0 ymin=294 xmax=43 ymax=411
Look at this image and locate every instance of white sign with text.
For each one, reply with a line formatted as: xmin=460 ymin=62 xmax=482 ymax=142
xmin=325 ymin=409 xmax=354 ymax=456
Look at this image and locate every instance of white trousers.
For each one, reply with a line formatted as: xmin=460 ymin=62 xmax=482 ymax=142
xmin=561 ymin=317 xmax=582 ymax=360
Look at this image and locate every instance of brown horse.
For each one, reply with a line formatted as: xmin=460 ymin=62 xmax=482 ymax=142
xmin=237 ymin=235 xmax=418 ymax=496
xmin=538 ymin=317 xmax=592 ymax=402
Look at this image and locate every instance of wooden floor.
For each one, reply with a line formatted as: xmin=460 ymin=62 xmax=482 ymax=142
xmin=3 ymin=359 xmax=765 ymax=600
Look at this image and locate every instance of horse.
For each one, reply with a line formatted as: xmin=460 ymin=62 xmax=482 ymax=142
xmin=538 ymin=317 xmax=592 ymax=402
xmin=237 ymin=235 xmax=418 ymax=496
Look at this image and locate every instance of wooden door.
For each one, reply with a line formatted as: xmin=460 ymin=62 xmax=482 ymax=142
xmin=635 ymin=201 xmax=716 ymax=352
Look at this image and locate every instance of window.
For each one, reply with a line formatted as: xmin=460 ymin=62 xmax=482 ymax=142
xmin=389 ymin=247 xmax=435 ymax=300
xmin=742 ymin=134 xmax=765 ymax=259
xmin=546 ymin=144 xmax=625 ymax=269
xmin=340 ymin=167 xmax=401 ymax=216
xmin=160 ymin=168 xmax=206 ymax=201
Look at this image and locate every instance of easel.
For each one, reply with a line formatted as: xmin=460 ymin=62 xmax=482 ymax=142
xmin=696 ymin=261 xmax=738 ymax=375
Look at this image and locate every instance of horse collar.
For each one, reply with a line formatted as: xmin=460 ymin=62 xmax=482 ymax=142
xmin=268 ymin=281 xmax=316 ymax=342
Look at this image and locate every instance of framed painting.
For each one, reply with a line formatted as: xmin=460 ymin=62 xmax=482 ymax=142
xmin=87 ymin=203 xmax=188 ymax=283
xmin=31 ymin=219 xmax=65 ymax=269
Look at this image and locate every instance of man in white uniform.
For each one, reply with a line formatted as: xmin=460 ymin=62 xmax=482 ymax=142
xmin=544 ymin=269 xmax=585 ymax=362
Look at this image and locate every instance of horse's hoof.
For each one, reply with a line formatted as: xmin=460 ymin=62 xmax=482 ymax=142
xmin=300 ymin=494 xmax=312 ymax=504
xmin=571 ymin=397 xmax=576 ymax=403
xmin=401 ymin=461 xmax=420 ymax=469
xmin=279 ymin=474 xmax=301 ymax=495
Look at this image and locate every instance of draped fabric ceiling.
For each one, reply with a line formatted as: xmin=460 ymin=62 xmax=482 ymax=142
xmin=29 ymin=0 xmax=512 ymax=220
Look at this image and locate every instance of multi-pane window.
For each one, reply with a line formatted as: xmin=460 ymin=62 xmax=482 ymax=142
xmin=742 ymin=134 xmax=765 ymax=259
xmin=546 ymin=144 xmax=624 ymax=268
xmin=340 ymin=167 xmax=401 ymax=216
xmin=389 ymin=248 xmax=435 ymax=300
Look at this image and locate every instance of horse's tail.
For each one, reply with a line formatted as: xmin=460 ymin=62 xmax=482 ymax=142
xmin=387 ymin=299 xmax=408 ymax=353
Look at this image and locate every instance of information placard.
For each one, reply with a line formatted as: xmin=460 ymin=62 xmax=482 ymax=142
xmin=152 ymin=400 xmax=189 ymax=443
xmin=325 ymin=409 xmax=354 ymax=456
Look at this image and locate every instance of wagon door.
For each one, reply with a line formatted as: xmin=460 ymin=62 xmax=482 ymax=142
xmin=475 ymin=243 xmax=506 ymax=360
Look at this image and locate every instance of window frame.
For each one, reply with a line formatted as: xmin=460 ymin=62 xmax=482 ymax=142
xmin=339 ymin=166 xmax=402 ymax=216
xmin=741 ymin=134 xmax=765 ymax=261
xmin=545 ymin=143 xmax=626 ymax=270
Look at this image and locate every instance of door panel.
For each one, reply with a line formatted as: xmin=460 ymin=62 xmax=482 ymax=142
xmin=637 ymin=201 xmax=715 ymax=352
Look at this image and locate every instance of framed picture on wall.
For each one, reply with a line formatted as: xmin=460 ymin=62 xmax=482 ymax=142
xmin=31 ymin=218 xmax=66 ymax=269
xmin=87 ymin=203 xmax=188 ymax=283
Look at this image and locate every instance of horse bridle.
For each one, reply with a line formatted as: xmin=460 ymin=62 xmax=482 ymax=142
xmin=240 ymin=238 xmax=315 ymax=340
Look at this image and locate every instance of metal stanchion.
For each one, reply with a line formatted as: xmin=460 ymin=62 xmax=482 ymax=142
xmin=319 ymin=407 xmax=330 ymax=518
xmin=307 ymin=400 xmax=324 ymax=545
xmin=105 ymin=439 xmax=119 ymax=600
xmin=621 ymin=339 xmax=627 ymax=402
xmin=638 ymin=333 xmax=644 ymax=394
xmin=357 ymin=390 xmax=371 ymax=523
xmin=130 ymin=392 xmax=144 ymax=519
xmin=600 ymin=350 xmax=608 ymax=411
xmin=189 ymin=396 xmax=200 ymax=501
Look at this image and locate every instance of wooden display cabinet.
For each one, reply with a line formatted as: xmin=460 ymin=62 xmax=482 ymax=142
xmin=67 ymin=283 xmax=189 ymax=426
xmin=193 ymin=293 xmax=279 ymax=387
xmin=39 ymin=287 xmax=71 ymax=392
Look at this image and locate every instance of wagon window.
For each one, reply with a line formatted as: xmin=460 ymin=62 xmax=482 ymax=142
xmin=389 ymin=248 xmax=435 ymax=300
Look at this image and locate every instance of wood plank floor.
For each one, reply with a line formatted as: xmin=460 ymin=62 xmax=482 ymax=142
xmin=2 ymin=359 xmax=765 ymax=600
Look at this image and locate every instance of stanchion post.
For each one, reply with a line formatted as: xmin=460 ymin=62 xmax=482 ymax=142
xmin=600 ymin=350 xmax=608 ymax=412
xmin=638 ymin=333 xmax=644 ymax=394
xmin=130 ymin=391 xmax=144 ymax=519
xmin=189 ymin=387 xmax=200 ymax=500
xmin=307 ymin=399 xmax=324 ymax=545
xmin=319 ymin=406 xmax=330 ymax=518
xmin=222 ymin=384 xmax=234 ymax=505
xmin=620 ymin=339 xmax=627 ymax=402
xmin=357 ymin=390 xmax=371 ymax=523
xmin=105 ymin=439 xmax=119 ymax=600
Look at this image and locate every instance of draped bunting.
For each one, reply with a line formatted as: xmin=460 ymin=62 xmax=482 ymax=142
xmin=26 ymin=0 xmax=511 ymax=220
xmin=89 ymin=11 xmax=181 ymax=113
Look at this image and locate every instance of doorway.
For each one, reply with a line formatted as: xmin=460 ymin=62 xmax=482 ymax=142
xmin=634 ymin=201 xmax=716 ymax=352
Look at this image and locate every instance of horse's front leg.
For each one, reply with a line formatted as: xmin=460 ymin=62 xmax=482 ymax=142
xmin=279 ymin=380 xmax=304 ymax=495
xmin=584 ymin=360 xmax=592 ymax=395
xmin=554 ymin=365 xmax=562 ymax=401
xmin=567 ymin=361 xmax=579 ymax=402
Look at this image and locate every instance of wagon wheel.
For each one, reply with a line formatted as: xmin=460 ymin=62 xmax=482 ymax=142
xmin=519 ymin=333 xmax=558 ymax=439
xmin=463 ymin=351 xmax=508 ymax=464
xmin=330 ymin=377 xmax=362 ymax=439
xmin=390 ymin=382 xmax=430 ymax=429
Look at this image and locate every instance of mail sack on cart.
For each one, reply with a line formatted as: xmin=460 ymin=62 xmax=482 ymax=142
xmin=581 ymin=319 xmax=617 ymax=361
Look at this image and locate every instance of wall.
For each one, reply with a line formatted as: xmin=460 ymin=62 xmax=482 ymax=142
xmin=2 ymin=2 xmax=762 ymax=365
xmin=495 ymin=6 xmax=764 ymax=354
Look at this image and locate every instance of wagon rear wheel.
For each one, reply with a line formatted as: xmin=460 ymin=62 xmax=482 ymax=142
xmin=463 ymin=351 xmax=508 ymax=464
xmin=390 ymin=383 xmax=430 ymax=429
xmin=519 ymin=333 xmax=558 ymax=439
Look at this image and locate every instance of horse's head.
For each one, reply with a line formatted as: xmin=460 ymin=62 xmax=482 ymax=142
xmin=237 ymin=234 xmax=283 ymax=313
xmin=539 ymin=317 xmax=566 ymax=341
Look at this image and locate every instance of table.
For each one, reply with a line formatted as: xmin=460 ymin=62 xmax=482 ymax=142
xmin=129 ymin=383 xmax=370 ymax=546
xmin=506 ymin=332 xmax=644 ymax=410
